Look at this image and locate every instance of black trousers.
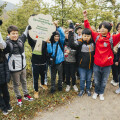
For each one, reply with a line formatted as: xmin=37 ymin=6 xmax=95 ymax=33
xmin=51 ymin=63 xmax=63 ymax=90
xmin=112 ymin=64 xmax=119 ymax=83
xmin=0 ymin=83 xmax=10 ymax=111
xmin=64 ymin=62 xmax=76 ymax=86
xmin=32 ymin=64 xmax=46 ymax=92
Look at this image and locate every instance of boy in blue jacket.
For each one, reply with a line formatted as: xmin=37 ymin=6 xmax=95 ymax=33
xmin=46 ymin=21 xmax=65 ymax=93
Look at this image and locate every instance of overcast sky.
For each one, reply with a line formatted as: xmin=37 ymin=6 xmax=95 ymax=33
xmin=2 ymin=0 xmax=120 ymax=5
xmin=2 ymin=0 xmax=50 ymax=5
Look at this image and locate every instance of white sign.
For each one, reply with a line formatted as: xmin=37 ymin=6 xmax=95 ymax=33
xmin=28 ymin=14 xmax=56 ymax=55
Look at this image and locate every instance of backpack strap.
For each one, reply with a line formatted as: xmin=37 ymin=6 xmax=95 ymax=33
xmin=52 ymin=42 xmax=59 ymax=66
xmin=58 ymin=41 xmax=64 ymax=52
xmin=95 ymin=35 xmax=100 ymax=44
xmin=109 ymin=35 xmax=113 ymax=50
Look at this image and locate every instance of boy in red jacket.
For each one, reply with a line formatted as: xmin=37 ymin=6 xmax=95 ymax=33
xmin=83 ymin=10 xmax=120 ymax=100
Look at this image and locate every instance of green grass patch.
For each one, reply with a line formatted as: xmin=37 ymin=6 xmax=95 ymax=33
xmin=0 ymin=76 xmax=79 ymax=120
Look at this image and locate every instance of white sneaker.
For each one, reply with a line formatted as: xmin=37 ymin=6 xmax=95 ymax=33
xmin=111 ymin=80 xmax=119 ymax=86
xmin=92 ymin=92 xmax=98 ymax=99
xmin=99 ymin=94 xmax=104 ymax=101
xmin=65 ymin=85 xmax=71 ymax=92
xmin=73 ymin=85 xmax=78 ymax=92
xmin=111 ymin=80 xmax=114 ymax=84
xmin=115 ymin=88 xmax=120 ymax=94
xmin=44 ymin=82 xmax=47 ymax=85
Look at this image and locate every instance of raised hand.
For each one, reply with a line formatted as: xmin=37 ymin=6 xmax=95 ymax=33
xmin=53 ymin=20 xmax=59 ymax=27
xmin=83 ymin=10 xmax=87 ymax=20
xmin=46 ymin=38 xmax=51 ymax=43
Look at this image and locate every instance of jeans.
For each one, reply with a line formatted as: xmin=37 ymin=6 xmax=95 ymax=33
xmin=78 ymin=67 xmax=93 ymax=91
xmin=93 ymin=64 xmax=111 ymax=94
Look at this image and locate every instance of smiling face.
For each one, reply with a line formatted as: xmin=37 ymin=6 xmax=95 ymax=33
xmin=54 ymin=35 xmax=60 ymax=42
xmin=82 ymin=34 xmax=91 ymax=42
xmin=99 ymin=25 xmax=108 ymax=36
xmin=8 ymin=31 xmax=19 ymax=41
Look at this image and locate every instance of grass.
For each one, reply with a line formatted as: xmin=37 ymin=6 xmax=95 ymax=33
xmin=0 ymin=76 xmax=79 ymax=120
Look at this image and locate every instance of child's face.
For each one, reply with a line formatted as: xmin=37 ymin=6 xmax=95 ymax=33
xmin=82 ymin=34 xmax=91 ymax=42
xmin=54 ymin=35 xmax=60 ymax=42
xmin=99 ymin=25 xmax=108 ymax=35
xmin=8 ymin=31 xmax=19 ymax=41
xmin=117 ymin=25 xmax=120 ymax=33
xmin=77 ymin=28 xmax=82 ymax=35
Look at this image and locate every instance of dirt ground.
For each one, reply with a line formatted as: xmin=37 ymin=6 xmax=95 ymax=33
xmin=33 ymin=79 xmax=120 ymax=120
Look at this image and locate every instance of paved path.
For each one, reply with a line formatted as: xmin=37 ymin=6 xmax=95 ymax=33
xmin=33 ymin=81 xmax=120 ymax=120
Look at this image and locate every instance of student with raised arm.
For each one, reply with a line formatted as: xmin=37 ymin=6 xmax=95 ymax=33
xmin=83 ymin=10 xmax=120 ymax=100
xmin=46 ymin=21 xmax=65 ymax=93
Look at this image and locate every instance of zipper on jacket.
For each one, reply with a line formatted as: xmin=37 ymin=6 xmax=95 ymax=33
xmin=89 ymin=46 xmax=91 ymax=69
xmin=12 ymin=60 xmax=15 ymax=69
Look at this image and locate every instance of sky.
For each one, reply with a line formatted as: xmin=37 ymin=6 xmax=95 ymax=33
xmin=2 ymin=0 xmax=21 ymax=5
xmin=2 ymin=0 xmax=120 ymax=5
xmin=2 ymin=0 xmax=50 ymax=5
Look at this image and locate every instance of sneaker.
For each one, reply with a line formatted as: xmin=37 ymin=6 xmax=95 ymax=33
xmin=86 ymin=90 xmax=91 ymax=96
xmin=40 ymin=84 xmax=48 ymax=90
xmin=17 ymin=98 xmax=22 ymax=106
xmin=111 ymin=80 xmax=114 ymax=84
xmin=115 ymin=88 xmax=120 ymax=94
xmin=44 ymin=82 xmax=47 ymax=85
xmin=111 ymin=80 xmax=119 ymax=86
xmin=99 ymin=94 xmax=104 ymax=101
xmin=24 ymin=94 xmax=34 ymax=101
xmin=65 ymin=85 xmax=71 ymax=92
xmin=2 ymin=109 xmax=8 ymax=116
xmin=78 ymin=90 xmax=85 ymax=97
xmin=92 ymin=92 xmax=98 ymax=99
xmin=7 ymin=106 xmax=13 ymax=112
xmin=34 ymin=91 xmax=39 ymax=99
xmin=73 ymin=85 xmax=78 ymax=92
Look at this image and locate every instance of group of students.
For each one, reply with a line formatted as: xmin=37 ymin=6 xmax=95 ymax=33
xmin=1 ymin=10 xmax=120 ymax=116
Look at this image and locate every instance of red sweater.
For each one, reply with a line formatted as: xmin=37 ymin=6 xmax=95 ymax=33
xmin=84 ymin=20 xmax=120 ymax=67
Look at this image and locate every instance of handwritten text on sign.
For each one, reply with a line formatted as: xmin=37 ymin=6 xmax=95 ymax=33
xmin=28 ymin=14 xmax=56 ymax=55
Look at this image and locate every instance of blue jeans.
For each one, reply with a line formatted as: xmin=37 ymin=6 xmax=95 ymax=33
xmin=93 ymin=64 xmax=111 ymax=94
xmin=78 ymin=67 xmax=93 ymax=91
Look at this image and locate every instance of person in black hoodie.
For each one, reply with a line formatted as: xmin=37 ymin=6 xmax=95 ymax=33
xmin=27 ymin=26 xmax=48 ymax=99
xmin=0 ymin=32 xmax=12 ymax=115
xmin=69 ymin=28 xmax=95 ymax=97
